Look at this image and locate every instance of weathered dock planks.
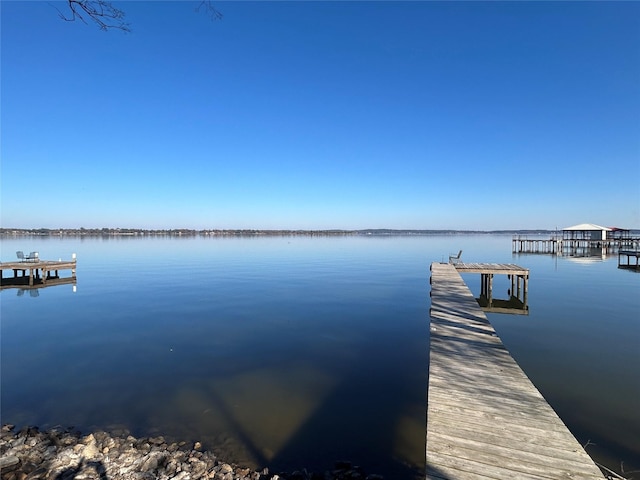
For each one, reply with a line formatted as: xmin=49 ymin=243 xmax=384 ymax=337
xmin=453 ymin=263 xmax=529 ymax=276
xmin=427 ymin=262 xmax=604 ymax=479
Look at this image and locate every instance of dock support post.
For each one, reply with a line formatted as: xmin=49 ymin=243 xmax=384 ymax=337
xmin=480 ymin=273 xmax=494 ymax=307
xmin=488 ymin=273 xmax=493 ymax=307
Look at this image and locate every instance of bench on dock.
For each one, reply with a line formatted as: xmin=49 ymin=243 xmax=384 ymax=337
xmin=448 ymin=250 xmax=462 ymax=264
xmin=16 ymin=251 xmax=39 ymax=262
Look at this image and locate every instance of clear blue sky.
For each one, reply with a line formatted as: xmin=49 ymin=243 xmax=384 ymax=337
xmin=2 ymin=1 xmax=639 ymax=230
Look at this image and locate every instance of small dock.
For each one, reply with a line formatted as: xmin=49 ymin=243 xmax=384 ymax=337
xmin=427 ymin=262 xmax=604 ymax=479
xmin=512 ymin=237 xmax=563 ymax=254
xmin=453 ymin=262 xmax=529 ymax=315
xmin=0 ymin=257 xmax=77 ymax=289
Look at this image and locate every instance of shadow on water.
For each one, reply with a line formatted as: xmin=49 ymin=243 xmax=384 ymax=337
xmin=204 ymin=385 xmax=271 ymax=468
xmin=191 ymin=332 xmax=427 ymax=479
xmin=266 ymin=353 xmax=425 ymax=479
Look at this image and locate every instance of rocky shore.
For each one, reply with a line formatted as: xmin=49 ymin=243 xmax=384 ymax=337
xmin=0 ymin=425 xmax=383 ymax=480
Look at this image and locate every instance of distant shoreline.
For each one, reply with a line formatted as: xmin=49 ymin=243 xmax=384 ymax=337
xmin=0 ymin=228 xmax=570 ymax=238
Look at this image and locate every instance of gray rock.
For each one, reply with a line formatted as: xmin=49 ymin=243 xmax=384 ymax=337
xmin=149 ymin=436 xmax=165 ymax=445
xmin=0 ymin=424 xmax=384 ymax=480
xmin=0 ymin=455 xmax=20 ymax=469
xmin=139 ymin=452 xmax=162 ymax=472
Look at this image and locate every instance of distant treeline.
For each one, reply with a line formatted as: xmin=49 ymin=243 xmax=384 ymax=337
xmin=0 ymin=227 xmax=565 ymax=238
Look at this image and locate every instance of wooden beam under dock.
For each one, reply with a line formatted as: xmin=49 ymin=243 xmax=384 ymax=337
xmin=427 ymin=262 xmax=604 ymax=479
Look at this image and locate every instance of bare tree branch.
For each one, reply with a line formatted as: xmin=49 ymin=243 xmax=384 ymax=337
xmin=52 ymin=1 xmax=222 ymax=32
xmin=195 ymin=0 xmax=223 ymax=21
xmin=54 ymin=0 xmax=130 ymax=32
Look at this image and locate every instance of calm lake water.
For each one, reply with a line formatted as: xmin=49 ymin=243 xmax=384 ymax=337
xmin=1 ymin=235 xmax=638 ymax=478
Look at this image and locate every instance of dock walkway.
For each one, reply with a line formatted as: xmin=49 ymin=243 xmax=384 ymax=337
xmin=427 ymin=262 xmax=603 ymax=479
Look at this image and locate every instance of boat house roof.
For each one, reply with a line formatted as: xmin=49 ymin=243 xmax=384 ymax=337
xmin=562 ymin=223 xmax=612 ymax=232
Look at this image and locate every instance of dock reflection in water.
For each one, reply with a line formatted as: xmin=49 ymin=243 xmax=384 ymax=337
xmin=11 ymin=278 xmax=77 ymax=296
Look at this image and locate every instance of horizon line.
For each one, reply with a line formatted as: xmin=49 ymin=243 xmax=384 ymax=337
xmin=3 ymin=227 xmax=638 ymax=234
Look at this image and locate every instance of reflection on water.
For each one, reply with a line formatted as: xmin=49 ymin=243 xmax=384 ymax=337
xmin=476 ymin=295 xmax=529 ymax=315
xmin=17 ymin=288 xmax=40 ymax=297
xmin=1 ymin=235 xmax=639 ymax=477
xmin=10 ymin=279 xmax=77 ymax=297
xmin=163 ymin=365 xmax=338 ymax=466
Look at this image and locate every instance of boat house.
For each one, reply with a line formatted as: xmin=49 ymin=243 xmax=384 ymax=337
xmin=562 ymin=223 xmax=611 ymax=241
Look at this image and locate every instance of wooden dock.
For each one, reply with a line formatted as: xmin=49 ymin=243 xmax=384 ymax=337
xmin=453 ymin=262 xmax=529 ymax=315
xmin=427 ymin=262 xmax=604 ymax=479
xmin=0 ymin=257 xmax=77 ymax=289
xmin=512 ymin=237 xmax=562 ymax=254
